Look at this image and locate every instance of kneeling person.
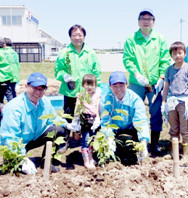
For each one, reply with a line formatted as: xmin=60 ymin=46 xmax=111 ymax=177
xmin=0 ymin=72 xmax=69 ymax=174
xmin=101 ymin=71 xmax=150 ymax=163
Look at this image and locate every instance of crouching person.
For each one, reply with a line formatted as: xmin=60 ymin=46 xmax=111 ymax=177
xmin=101 ymin=71 xmax=150 ymax=164
xmin=0 ymin=73 xmax=70 ymax=174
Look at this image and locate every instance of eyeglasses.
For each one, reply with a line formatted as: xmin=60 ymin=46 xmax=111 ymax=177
xmin=139 ymin=17 xmax=154 ymax=22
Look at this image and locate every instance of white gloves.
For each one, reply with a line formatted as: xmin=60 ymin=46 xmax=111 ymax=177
xmin=161 ymin=102 xmax=168 ymax=126
xmin=155 ymin=78 xmax=164 ymax=93
xmin=91 ymin=117 xmax=101 ymax=132
xmin=161 ymin=102 xmax=168 ymax=116
xmin=64 ymin=74 xmax=73 ymax=83
xmin=137 ymin=140 xmax=148 ymax=163
xmin=22 ymin=157 xmax=37 ymax=175
xmin=66 ymin=117 xmax=81 ymax=131
xmin=135 ymin=73 xmax=149 ymax=86
xmin=108 ymin=137 xmax=116 ymax=153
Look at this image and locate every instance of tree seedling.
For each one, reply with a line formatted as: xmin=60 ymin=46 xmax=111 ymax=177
xmin=40 ymin=111 xmax=73 ymax=165
xmin=65 ymin=51 xmax=72 ymax=76
xmin=0 ymin=139 xmax=26 ymax=176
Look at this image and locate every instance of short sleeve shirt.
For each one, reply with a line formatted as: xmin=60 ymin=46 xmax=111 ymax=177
xmin=165 ymin=63 xmax=188 ymax=96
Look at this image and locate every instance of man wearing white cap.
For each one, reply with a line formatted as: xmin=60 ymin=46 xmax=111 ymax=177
xmin=123 ymin=8 xmax=171 ymax=156
xmin=101 ymin=71 xmax=150 ymax=163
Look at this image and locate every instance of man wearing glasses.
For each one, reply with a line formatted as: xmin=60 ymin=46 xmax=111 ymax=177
xmin=0 ymin=72 xmax=73 ymax=174
xmin=123 ymin=9 xmax=171 ymax=156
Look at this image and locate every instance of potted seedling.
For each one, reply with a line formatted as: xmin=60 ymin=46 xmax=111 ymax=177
xmin=65 ymin=51 xmax=76 ymax=90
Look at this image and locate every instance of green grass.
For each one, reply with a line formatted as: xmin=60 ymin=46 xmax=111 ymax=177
xmin=20 ymin=63 xmax=129 ymax=83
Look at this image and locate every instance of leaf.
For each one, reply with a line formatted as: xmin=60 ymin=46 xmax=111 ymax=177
xmin=93 ymin=141 xmax=99 ymax=150
xmin=51 ymin=146 xmax=56 ymax=155
xmin=112 ymin=116 xmax=123 ymax=121
xmin=39 ymin=113 xmax=55 ymax=120
xmin=46 ymin=131 xmax=55 ymax=139
xmin=62 ymin=114 xmax=74 ymax=119
xmin=54 ymin=137 xmax=65 ymax=145
xmin=95 ymin=131 xmax=105 ymax=139
xmin=104 ymin=101 xmax=111 ymax=105
xmin=103 ymin=121 xmax=110 ymax=126
xmin=108 ymin=124 xmax=119 ymax=130
xmin=115 ymin=109 xmax=128 ymax=116
xmin=54 ymin=153 xmax=62 ymax=161
xmin=52 ymin=120 xmax=66 ymax=127
xmin=101 ymin=110 xmax=109 ymax=118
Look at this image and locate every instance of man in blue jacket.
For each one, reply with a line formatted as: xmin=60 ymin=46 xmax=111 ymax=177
xmin=0 ymin=72 xmax=76 ymax=174
xmin=101 ymin=71 xmax=150 ymax=163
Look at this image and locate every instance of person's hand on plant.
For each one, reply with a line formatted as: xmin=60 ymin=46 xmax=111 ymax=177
xmin=137 ymin=140 xmax=148 ymax=163
xmin=135 ymin=73 xmax=149 ymax=86
xmin=155 ymin=78 xmax=164 ymax=93
xmin=21 ymin=157 xmax=37 ymax=175
xmin=64 ymin=74 xmax=73 ymax=83
xmin=91 ymin=117 xmax=101 ymax=132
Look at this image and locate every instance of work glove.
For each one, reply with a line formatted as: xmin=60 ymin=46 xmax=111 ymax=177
xmin=22 ymin=157 xmax=37 ymax=175
xmin=135 ymin=73 xmax=149 ymax=86
xmin=64 ymin=74 xmax=73 ymax=83
xmin=66 ymin=121 xmax=81 ymax=132
xmin=161 ymin=102 xmax=168 ymax=127
xmin=91 ymin=117 xmax=101 ymax=132
xmin=137 ymin=140 xmax=148 ymax=163
xmin=108 ymin=137 xmax=116 ymax=153
xmin=161 ymin=102 xmax=168 ymax=116
xmin=155 ymin=78 xmax=164 ymax=93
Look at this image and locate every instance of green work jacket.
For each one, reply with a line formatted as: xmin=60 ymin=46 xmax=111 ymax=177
xmin=123 ymin=29 xmax=171 ymax=85
xmin=3 ymin=47 xmax=20 ymax=83
xmin=0 ymin=48 xmax=13 ymax=82
xmin=55 ymin=43 xmax=101 ymax=97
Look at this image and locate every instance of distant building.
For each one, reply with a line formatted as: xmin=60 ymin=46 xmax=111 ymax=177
xmin=0 ymin=5 xmax=63 ymax=62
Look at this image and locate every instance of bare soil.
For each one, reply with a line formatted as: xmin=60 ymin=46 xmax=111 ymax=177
xmin=0 ymin=79 xmax=188 ymax=198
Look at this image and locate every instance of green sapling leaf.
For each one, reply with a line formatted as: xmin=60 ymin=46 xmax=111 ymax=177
xmin=54 ymin=137 xmax=65 ymax=145
xmin=40 ymin=113 xmax=55 ymax=120
xmin=46 ymin=131 xmax=55 ymax=139
xmin=112 ymin=115 xmax=123 ymax=121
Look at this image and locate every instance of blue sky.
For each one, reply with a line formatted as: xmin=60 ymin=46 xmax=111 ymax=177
xmin=1 ymin=0 xmax=188 ymax=49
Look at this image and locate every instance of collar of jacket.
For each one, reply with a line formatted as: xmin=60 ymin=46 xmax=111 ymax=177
xmin=24 ymin=92 xmax=44 ymax=112
xmin=68 ymin=43 xmax=89 ymax=54
xmin=136 ymin=29 xmax=157 ymax=40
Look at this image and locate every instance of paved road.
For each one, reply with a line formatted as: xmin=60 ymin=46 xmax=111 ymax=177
xmin=97 ymin=53 xmax=126 ymax=72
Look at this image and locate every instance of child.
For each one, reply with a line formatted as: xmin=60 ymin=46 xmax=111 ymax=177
xmin=75 ymin=74 xmax=101 ymax=169
xmin=162 ymin=41 xmax=188 ymax=161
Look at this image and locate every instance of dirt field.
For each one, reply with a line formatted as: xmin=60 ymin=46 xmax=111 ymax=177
xmin=0 ymin=79 xmax=188 ymax=198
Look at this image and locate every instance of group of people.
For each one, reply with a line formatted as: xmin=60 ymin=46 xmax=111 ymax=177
xmin=0 ymin=8 xmax=187 ymax=174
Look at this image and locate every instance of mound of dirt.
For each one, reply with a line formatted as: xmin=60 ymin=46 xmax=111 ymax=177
xmin=0 ymin=151 xmax=188 ymax=198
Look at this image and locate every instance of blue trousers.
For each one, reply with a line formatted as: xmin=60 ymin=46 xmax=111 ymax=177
xmin=128 ymin=83 xmax=163 ymax=132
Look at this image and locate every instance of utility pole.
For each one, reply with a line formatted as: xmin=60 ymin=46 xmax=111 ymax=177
xmin=180 ymin=18 xmax=184 ymax=41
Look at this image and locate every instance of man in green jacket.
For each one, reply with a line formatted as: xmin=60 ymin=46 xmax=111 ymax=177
xmin=4 ymin=38 xmax=20 ymax=100
xmin=123 ymin=9 xmax=171 ymax=156
xmin=55 ymin=24 xmax=101 ymax=119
